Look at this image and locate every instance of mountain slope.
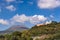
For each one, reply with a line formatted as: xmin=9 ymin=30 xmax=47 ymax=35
xmin=0 ymin=25 xmax=29 ymax=34
xmin=6 ymin=25 xmax=28 ymax=32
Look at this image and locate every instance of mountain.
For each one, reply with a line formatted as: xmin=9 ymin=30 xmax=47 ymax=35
xmin=6 ymin=25 xmax=28 ymax=31
xmin=0 ymin=25 xmax=29 ymax=34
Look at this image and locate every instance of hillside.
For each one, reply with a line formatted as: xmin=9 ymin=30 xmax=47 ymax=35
xmin=28 ymin=21 xmax=60 ymax=40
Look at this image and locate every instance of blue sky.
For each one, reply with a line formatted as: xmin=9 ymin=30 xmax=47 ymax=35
xmin=0 ymin=0 xmax=60 ymax=31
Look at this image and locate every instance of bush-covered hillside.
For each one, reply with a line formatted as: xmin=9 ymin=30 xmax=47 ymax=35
xmin=28 ymin=21 xmax=60 ymax=40
xmin=0 ymin=21 xmax=60 ymax=40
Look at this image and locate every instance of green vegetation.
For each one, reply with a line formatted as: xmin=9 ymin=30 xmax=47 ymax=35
xmin=0 ymin=21 xmax=60 ymax=40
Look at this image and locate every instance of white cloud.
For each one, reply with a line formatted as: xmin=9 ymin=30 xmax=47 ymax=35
xmin=29 ymin=15 xmax=47 ymax=24
xmin=0 ymin=19 xmax=9 ymax=25
xmin=6 ymin=0 xmax=15 ymax=2
xmin=50 ymin=15 xmax=54 ymax=18
xmin=0 ymin=14 xmax=48 ymax=25
xmin=37 ymin=0 xmax=60 ymax=9
xmin=6 ymin=5 xmax=16 ymax=11
xmin=11 ymin=14 xmax=47 ymax=24
xmin=11 ymin=14 xmax=28 ymax=23
xmin=45 ymin=21 xmax=52 ymax=24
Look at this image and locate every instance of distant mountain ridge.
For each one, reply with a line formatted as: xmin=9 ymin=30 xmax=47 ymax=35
xmin=6 ymin=25 xmax=28 ymax=31
xmin=0 ymin=25 xmax=29 ymax=34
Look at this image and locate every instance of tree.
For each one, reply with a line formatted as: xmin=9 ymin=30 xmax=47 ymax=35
xmin=12 ymin=31 xmax=22 ymax=37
